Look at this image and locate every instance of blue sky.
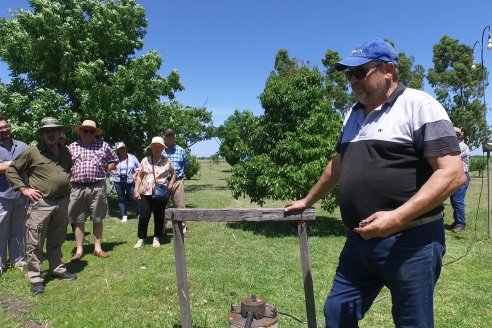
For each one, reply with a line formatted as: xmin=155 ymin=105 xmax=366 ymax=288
xmin=1 ymin=0 xmax=492 ymax=156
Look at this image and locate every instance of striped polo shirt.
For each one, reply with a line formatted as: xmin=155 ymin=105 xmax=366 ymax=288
xmin=335 ymin=83 xmax=460 ymax=229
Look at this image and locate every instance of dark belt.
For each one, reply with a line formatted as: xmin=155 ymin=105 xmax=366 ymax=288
xmin=45 ymin=195 xmax=68 ymax=200
xmin=72 ymin=180 xmax=103 ymax=187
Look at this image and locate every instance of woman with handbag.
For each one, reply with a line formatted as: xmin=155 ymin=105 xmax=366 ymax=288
xmin=133 ymin=137 xmax=175 ymax=248
xmin=110 ymin=142 xmax=141 ymax=222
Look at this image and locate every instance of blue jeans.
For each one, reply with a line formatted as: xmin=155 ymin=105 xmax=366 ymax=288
xmin=113 ymin=181 xmax=139 ymax=217
xmin=324 ymin=220 xmax=446 ymax=328
xmin=450 ymin=172 xmax=470 ymax=227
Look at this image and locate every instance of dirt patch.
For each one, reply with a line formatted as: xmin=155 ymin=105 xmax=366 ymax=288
xmin=0 ymin=292 xmax=47 ymax=328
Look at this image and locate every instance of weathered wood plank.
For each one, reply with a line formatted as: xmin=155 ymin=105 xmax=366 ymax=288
xmin=165 ymin=207 xmax=315 ymax=222
xmin=173 ymin=220 xmax=192 ymax=328
xmin=298 ymin=221 xmax=317 ymax=328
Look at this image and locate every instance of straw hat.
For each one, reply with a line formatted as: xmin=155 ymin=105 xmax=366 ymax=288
xmin=454 ymin=127 xmax=462 ymax=135
xmin=148 ymin=136 xmax=166 ymax=148
xmin=74 ymin=120 xmax=103 ymax=136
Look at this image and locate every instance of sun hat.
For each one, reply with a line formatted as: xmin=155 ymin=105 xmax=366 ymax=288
xmin=115 ymin=142 xmax=126 ymax=150
xmin=38 ymin=117 xmax=64 ymax=131
xmin=454 ymin=127 xmax=462 ymax=134
xmin=148 ymin=136 xmax=166 ymax=148
xmin=334 ymin=39 xmax=399 ymax=71
xmin=74 ymin=119 xmax=103 ymax=136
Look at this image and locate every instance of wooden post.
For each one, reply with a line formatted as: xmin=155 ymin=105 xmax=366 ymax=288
xmin=298 ymin=220 xmax=317 ymax=328
xmin=172 ymin=217 xmax=192 ymax=328
xmin=166 ymin=208 xmax=316 ymax=327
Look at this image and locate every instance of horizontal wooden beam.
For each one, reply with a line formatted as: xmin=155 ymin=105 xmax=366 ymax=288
xmin=165 ymin=207 xmax=315 ymax=222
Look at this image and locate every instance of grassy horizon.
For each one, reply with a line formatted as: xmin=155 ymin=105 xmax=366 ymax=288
xmin=0 ymin=159 xmax=491 ymax=327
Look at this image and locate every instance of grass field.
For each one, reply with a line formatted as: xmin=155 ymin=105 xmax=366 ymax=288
xmin=0 ymin=159 xmax=491 ymax=327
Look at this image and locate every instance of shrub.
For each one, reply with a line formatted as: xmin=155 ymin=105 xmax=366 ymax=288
xmin=184 ymin=154 xmax=200 ymax=179
xmin=469 ymin=156 xmax=485 ymax=177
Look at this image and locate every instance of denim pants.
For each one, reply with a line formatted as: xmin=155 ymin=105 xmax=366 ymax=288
xmin=324 ymin=219 xmax=446 ymax=328
xmin=450 ymin=172 xmax=470 ymax=227
xmin=113 ymin=181 xmax=139 ymax=217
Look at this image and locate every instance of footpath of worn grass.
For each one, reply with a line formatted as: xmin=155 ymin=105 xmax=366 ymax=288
xmin=0 ymin=160 xmax=491 ymax=327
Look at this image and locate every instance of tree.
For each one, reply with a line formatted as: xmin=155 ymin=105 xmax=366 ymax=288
xmin=215 ymin=109 xmax=259 ymax=166
xmin=384 ymin=39 xmax=425 ymax=90
xmin=227 ymin=49 xmax=342 ymax=212
xmin=427 ymin=35 xmax=487 ymax=149
xmin=0 ymin=0 xmax=214 ymax=158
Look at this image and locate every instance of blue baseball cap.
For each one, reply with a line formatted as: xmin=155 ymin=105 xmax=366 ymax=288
xmin=334 ymin=39 xmax=398 ymax=71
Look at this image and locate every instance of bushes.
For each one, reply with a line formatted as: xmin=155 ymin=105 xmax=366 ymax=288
xmin=184 ymin=154 xmax=200 ymax=179
xmin=470 ymin=156 xmax=485 ymax=176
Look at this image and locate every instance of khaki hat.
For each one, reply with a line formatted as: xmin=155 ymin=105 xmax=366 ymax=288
xmin=74 ymin=119 xmax=103 ymax=136
xmin=454 ymin=127 xmax=462 ymax=134
xmin=38 ymin=117 xmax=64 ymax=131
xmin=148 ymin=136 xmax=166 ymax=148
xmin=115 ymin=142 xmax=126 ymax=150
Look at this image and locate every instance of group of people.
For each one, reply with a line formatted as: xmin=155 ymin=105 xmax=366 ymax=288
xmin=0 ymin=37 xmax=474 ymax=326
xmin=0 ymin=116 xmax=189 ymax=295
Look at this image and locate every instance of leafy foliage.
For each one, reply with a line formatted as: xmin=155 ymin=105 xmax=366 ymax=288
xmin=227 ymin=50 xmax=342 ymax=212
xmin=0 ymin=0 xmax=213 ymax=158
xmin=427 ymin=36 xmax=487 ymax=150
xmin=184 ymin=154 xmax=200 ymax=180
xmin=215 ymin=109 xmax=259 ymax=166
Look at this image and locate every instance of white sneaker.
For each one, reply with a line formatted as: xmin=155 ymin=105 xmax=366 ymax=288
xmin=14 ymin=260 xmax=27 ymax=271
xmin=134 ymin=239 xmax=144 ymax=249
xmin=122 ymin=216 xmax=128 ymax=222
xmin=152 ymin=237 xmax=160 ymax=248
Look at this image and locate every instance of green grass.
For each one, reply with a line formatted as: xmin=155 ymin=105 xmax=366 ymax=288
xmin=0 ymin=160 xmax=491 ymax=327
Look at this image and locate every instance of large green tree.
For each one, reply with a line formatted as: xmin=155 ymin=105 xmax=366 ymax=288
xmin=216 ymin=109 xmax=259 ymax=166
xmin=427 ymin=35 xmax=487 ymax=149
xmin=0 ymin=0 xmax=212 ymax=158
xmin=227 ymin=49 xmax=343 ymax=212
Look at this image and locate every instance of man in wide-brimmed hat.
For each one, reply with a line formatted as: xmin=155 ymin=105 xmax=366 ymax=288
xmin=68 ymin=119 xmax=117 ymax=261
xmin=6 ymin=117 xmax=76 ymax=294
xmin=0 ymin=115 xmax=29 ymax=277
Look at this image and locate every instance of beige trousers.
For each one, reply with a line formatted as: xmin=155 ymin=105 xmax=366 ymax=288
xmin=26 ymin=196 xmax=69 ymax=283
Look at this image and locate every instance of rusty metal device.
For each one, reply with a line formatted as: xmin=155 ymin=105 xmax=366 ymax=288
xmin=229 ymin=295 xmax=278 ymax=328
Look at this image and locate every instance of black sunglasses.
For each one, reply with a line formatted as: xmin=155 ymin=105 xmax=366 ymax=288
xmin=82 ymin=129 xmax=95 ymax=134
xmin=344 ymin=63 xmax=383 ymax=80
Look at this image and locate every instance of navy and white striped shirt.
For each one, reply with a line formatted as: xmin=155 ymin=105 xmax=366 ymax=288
xmin=335 ymin=83 xmax=460 ymax=229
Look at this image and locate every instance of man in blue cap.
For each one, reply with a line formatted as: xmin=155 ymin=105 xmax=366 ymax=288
xmin=285 ymin=39 xmax=465 ymax=327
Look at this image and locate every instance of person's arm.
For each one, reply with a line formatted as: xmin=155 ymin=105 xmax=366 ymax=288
xmin=0 ymin=161 xmax=12 ymax=174
xmin=6 ymin=150 xmax=43 ymax=202
xmin=133 ymin=159 xmax=146 ymax=200
xmin=168 ymin=165 xmax=176 ymax=191
xmin=107 ymin=162 xmax=116 ymax=171
xmin=354 ymin=152 xmax=466 ymax=238
xmin=284 ymin=153 xmax=341 ymax=212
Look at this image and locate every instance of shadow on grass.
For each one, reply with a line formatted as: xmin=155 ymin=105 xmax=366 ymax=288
xmin=107 ymin=191 xmax=139 ymax=219
xmin=186 ymin=184 xmax=228 ymax=192
xmin=226 ymin=215 xmax=347 ymax=238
